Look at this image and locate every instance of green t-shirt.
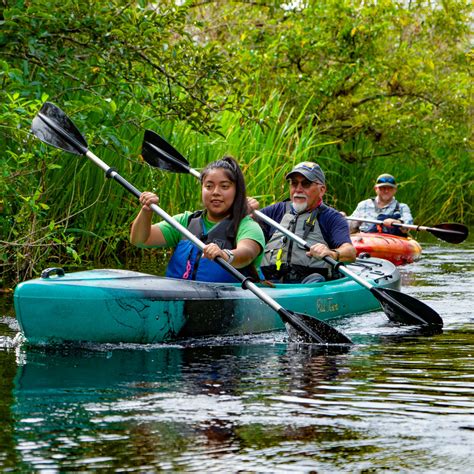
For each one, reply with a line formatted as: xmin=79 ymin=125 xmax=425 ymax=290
xmin=156 ymin=212 xmax=265 ymax=267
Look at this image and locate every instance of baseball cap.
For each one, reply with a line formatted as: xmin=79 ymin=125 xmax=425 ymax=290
xmin=285 ymin=162 xmax=325 ymax=184
xmin=375 ymin=173 xmax=397 ymax=188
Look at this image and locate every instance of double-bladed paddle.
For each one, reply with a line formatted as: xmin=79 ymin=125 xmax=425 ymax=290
xmin=346 ymin=217 xmax=468 ymax=244
xmin=30 ymin=102 xmax=351 ymax=345
xmin=141 ymin=129 xmax=444 ymax=328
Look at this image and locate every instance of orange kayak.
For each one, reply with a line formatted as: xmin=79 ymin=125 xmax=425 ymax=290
xmin=351 ymin=232 xmax=422 ymax=266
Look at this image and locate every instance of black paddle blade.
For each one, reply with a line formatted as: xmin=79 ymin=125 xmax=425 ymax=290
xmin=431 ymin=223 xmax=468 ymax=244
xmin=31 ymin=102 xmax=88 ymax=155
xmin=371 ymin=287 xmax=443 ymax=327
xmin=142 ymin=130 xmax=190 ymax=173
xmin=279 ymin=308 xmax=352 ymax=344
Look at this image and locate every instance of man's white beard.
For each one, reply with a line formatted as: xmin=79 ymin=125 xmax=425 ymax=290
xmin=292 ymin=198 xmax=308 ymax=214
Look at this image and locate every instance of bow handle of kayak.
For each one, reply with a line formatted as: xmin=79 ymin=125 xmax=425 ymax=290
xmin=41 ymin=267 xmax=66 ymax=279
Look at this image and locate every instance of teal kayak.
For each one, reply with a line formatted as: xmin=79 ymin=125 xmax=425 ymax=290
xmin=14 ymin=257 xmax=400 ymax=346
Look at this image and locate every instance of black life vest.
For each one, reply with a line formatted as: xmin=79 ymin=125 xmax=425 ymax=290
xmin=366 ymin=199 xmax=405 ymax=236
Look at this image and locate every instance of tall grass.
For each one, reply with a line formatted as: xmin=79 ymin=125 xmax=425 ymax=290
xmin=2 ymin=92 xmax=472 ymax=287
xmin=143 ymin=93 xmax=472 ymax=224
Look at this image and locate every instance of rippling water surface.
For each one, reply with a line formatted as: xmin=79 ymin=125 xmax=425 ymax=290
xmin=1 ymin=242 xmax=473 ymax=472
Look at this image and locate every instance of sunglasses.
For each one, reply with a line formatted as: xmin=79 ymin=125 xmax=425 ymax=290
xmin=288 ymin=179 xmax=319 ymax=189
xmin=377 ymin=176 xmax=396 ymax=185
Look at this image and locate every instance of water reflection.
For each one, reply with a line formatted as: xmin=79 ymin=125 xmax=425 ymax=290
xmin=11 ymin=343 xmax=355 ymax=471
xmin=10 ymin=327 xmax=473 ymax=472
xmin=0 ymin=350 xmax=18 ymax=470
xmin=1 ymin=241 xmax=473 ymax=471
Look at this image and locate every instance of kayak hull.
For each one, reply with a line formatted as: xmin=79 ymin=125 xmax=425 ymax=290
xmin=14 ymin=258 xmax=400 ymax=345
xmin=351 ymin=233 xmax=422 ymax=265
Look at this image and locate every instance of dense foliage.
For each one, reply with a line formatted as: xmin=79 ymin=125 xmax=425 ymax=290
xmin=197 ymin=1 xmax=472 ymax=161
xmin=1 ymin=0 xmax=472 ymax=287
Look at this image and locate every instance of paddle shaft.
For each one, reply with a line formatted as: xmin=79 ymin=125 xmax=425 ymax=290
xmin=254 ymin=211 xmax=373 ymax=291
xmin=255 ymin=210 xmax=445 ymax=326
xmin=145 ymin=135 xmax=463 ymax=245
xmin=149 ymin=148 xmax=374 ymax=291
xmin=140 ymin=130 xmax=445 ymax=327
xmin=99 ymin=155 xmax=349 ymax=340
xmin=83 ymin=152 xmax=299 ymax=315
xmin=140 ymin=141 xmax=357 ymax=341
xmin=151 ymin=152 xmax=374 ymax=291
xmin=346 ymin=217 xmax=464 ymax=236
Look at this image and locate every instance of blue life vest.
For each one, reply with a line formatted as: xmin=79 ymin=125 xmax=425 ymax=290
xmin=366 ymin=199 xmax=405 ymax=237
xmin=165 ymin=211 xmax=246 ymax=283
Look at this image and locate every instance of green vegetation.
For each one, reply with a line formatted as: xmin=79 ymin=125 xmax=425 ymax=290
xmin=1 ymin=0 xmax=472 ymax=287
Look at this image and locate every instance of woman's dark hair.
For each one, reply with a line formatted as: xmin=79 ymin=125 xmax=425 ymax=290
xmin=200 ymin=156 xmax=248 ymax=235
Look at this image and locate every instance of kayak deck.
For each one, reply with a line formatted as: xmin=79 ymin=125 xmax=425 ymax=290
xmin=351 ymin=232 xmax=422 ymax=265
xmin=14 ymin=258 xmax=400 ymax=345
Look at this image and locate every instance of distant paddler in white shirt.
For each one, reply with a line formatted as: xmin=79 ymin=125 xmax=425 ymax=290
xmin=347 ymin=173 xmax=413 ymax=236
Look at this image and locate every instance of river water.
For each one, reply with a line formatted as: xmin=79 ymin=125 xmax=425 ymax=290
xmin=0 ymin=242 xmax=473 ymax=472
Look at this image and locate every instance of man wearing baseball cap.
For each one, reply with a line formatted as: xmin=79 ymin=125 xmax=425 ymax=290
xmin=348 ymin=173 xmax=413 ymax=235
xmin=248 ymin=161 xmax=356 ymax=283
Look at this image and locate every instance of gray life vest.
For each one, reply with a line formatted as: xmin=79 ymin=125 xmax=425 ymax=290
xmin=260 ymin=202 xmax=333 ymax=280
